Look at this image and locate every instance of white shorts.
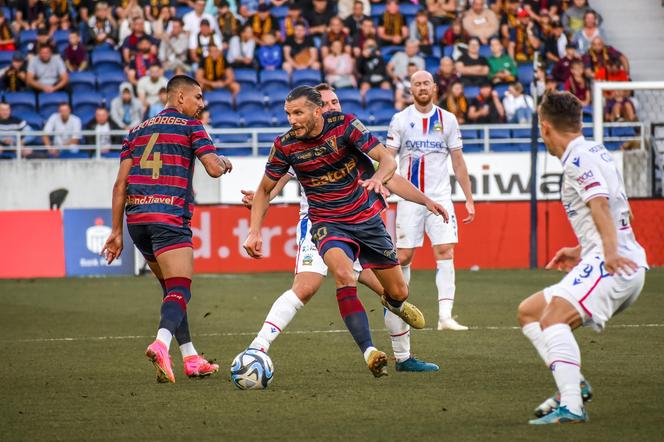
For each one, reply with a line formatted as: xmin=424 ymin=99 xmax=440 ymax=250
xmin=543 ymin=254 xmax=646 ymax=332
xmin=294 ymin=217 xmax=363 ymax=276
xmin=395 ymin=200 xmax=458 ymax=248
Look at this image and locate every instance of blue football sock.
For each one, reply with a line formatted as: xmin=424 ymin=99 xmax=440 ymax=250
xmin=159 ymin=278 xmax=192 ymax=344
xmin=336 ymin=286 xmax=373 ymax=353
xmin=159 ymin=277 xmax=192 ymax=335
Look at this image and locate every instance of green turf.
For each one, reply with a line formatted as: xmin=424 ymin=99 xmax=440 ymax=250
xmin=0 ymin=269 xmax=663 ymax=441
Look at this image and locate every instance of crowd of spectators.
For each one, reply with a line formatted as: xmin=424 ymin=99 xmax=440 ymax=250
xmin=0 ymin=0 xmax=637 ymax=157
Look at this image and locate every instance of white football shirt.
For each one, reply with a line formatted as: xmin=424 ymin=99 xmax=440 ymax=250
xmin=560 ymin=136 xmax=648 ymax=267
xmin=386 ymin=105 xmax=463 ymax=201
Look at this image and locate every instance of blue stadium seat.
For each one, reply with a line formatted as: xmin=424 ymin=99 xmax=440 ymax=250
xmin=582 ymin=126 xmax=593 ymax=137
xmin=479 ymin=45 xmax=492 ymax=59
xmin=365 ymin=88 xmax=394 ymax=110
xmin=461 ymin=129 xmax=479 ymax=139
xmin=38 ymin=92 xmax=69 ymax=118
xmin=4 ymin=92 xmax=37 ymax=113
xmin=443 ymin=45 xmax=454 ymax=58
xmin=73 ymin=92 xmax=104 ymax=117
xmin=370 ymin=4 xmax=386 ymax=18
xmin=494 ymin=83 xmax=509 ymax=98
xmin=0 ymin=6 xmax=13 ymax=20
xmin=53 ymin=29 xmax=70 ymax=44
xmin=91 ymin=50 xmax=123 ymax=72
xmin=205 ymin=89 xmax=234 ymax=112
xmin=400 ymin=3 xmax=421 ymax=17
xmin=335 ymin=89 xmax=362 ymax=107
xmin=425 ymin=56 xmax=439 ymax=72
xmin=211 ymin=110 xmax=240 ymax=128
xmin=56 ymin=41 xmax=68 ymax=54
xmin=464 ymin=85 xmax=480 ymax=99
xmin=492 ymin=143 xmax=524 ymax=152
xmin=234 ymin=69 xmax=259 ymax=88
xmin=272 ymin=6 xmax=289 ymax=19
xmin=96 ymin=71 xmax=126 ymax=94
xmin=236 ymin=90 xmax=266 ymax=112
xmin=273 ymin=112 xmax=289 ymax=127
xmin=342 ymin=102 xmax=363 ymax=115
xmin=0 ymin=51 xmax=14 ymax=69
xmin=462 ymin=143 xmax=484 ymax=153
xmin=76 ymin=109 xmax=96 ymax=126
xmin=489 ymin=128 xmax=511 ymax=139
xmin=605 ymin=141 xmax=622 ymax=151
xmin=517 ymin=64 xmax=534 ymax=85
xmin=292 ymin=69 xmax=322 ymax=87
xmin=175 ymin=5 xmax=192 ymax=18
xmin=435 ymin=25 xmax=449 ymax=42
xmin=243 ymin=113 xmax=273 ymax=128
xmin=611 ymin=126 xmax=636 ymax=137
xmin=511 ymin=128 xmax=531 ymax=139
xmin=372 ymin=108 xmax=395 ymax=125
xmin=13 ymin=110 xmax=43 ymax=129
xmin=380 ymin=45 xmax=403 ymax=61
xmin=19 ymin=29 xmax=37 ymax=44
xmin=216 ymin=133 xmax=252 ymax=156
xmin=260 ymin=70 xmax=290 ymax=89
xmin=353 ymin=109 xmax=373 ymax=124
xmin=59 ymin=150 xmax=92 ymax=159
xmin=69 ymin=71 xmax=97 ymax=93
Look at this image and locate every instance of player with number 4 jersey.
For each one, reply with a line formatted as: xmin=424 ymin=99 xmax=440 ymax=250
xmin=102 ymin=76 xmax=233 ymax=383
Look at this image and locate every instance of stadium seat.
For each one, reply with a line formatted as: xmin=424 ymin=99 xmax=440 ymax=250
xmin=0 ymin=51 xmax=14 ymax=69
xmin=234 ymin=69 xmax=259 ymax=88
xmin=380 ymin=45 xmax=403 ymax=61
xmin=59 ymin=150 xmax=92 ymax=159
xmin=271 ymin=5 xmax=289 ymax=19
xmin=216 ymin=133 xmax=252 ymax=156
xmin=292 ymin=69 xmax=322 ymax=87
xmin=73 ymin=92 xmax=104 ymax=117
xmin=511 ymin=128 xmax=531 ymax=139
xmin=425 ymin=56 xmax=439 ymax=72
xmin=611 ymin=126 xmax=637 ymax=137
xmin=260 ymin=70 xmax=290 ymax=89
xmin=38 ymin=92 xmax=69 ymax=118
xmin=175 ymin=5 xmax=192 ymax=18
xmin=462 ymin=143 xmax=484 ymax=153
xmin=53 ymin=29 xmax=70 ymax=44
xmin=273 ymin=112 xmax=289 ymax=127
xmin=76 ymin=109 xmax=96 ymax=126
xmin=432 ymin=45 xmax=441 ymax=58
xmin=370 ymin=4 xmax=386 ymax=18
xmin=479 ymin=45 xmax=492 ymax=59
xmin=69 ymin=71 xmax=97 ymax=93
xmin=18 ymin=29 xmax=37 ymax=45
xmin=236 ymin=90 xmax=266 ymax=112
xmin=13 ymin=110 xmax=43 ymax=129
xmin=582 ymin=126 xmax=593 ymax=137
xmin=342 ymin=102 xmax=363 ymax=115
xmin=443 ymin=45 xmax=454 ymax=58
xmin=0 ymin=6 xmax=13 ymax=20
xmin=372 ymin=108 xmax=395 ymax=125
xmin=517 ymin=64 xmax=534 ymax=85
xmin=96 ymin=71 xmax=127 ymax=94
xmin=461 ymin=129 xmax=479 ymax=139
xmin=243 ymin=113 xmax=273 ymax=128
xmin=211 ymin=110 xmax=240 ymax=128
xmin=353 ymin=109 xmax=373 ymax=124
xmin=605 ymin=141 xmax=622 ymax=151
xmin=494 ymin=83 xmax=510 ymax=98
xmin=205 ymin=89 xmax=234 ymax=112
xmin=492 ymin=143 xmax=524 ymax=152
xmin=435 ymin=25 xmax=450 ymax=42
xmin=56 ymin=41 xmax=68 ymax=54
xmin=365 ymin=88 xmax=394 ymax=110
xmin=400 ymin=3 xmax=421 ymax=17
xmin=464 ymin=85 xmax=480 ymax=99
xmin=335 ymin=89 xmax=362 ymax=108
xmin=91 ymin=50 xmax=123 ymax=72
xmin=489 ymin=128 xmax=511 ymax=139
xmin=4 ymin=92 xmax=37 ymax=113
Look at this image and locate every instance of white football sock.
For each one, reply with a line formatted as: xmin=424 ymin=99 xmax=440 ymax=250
xmin=522 ymin=322 xmax=549 ymax=365
xmin=363 ymin=346 xmax=378 ymax=363
xmin=179 ymin=342 xmax=197 ymax=358
xmin=401 ymin=264 xmax=411 ymax=285
xmin=436 ymin=259 xmax=455 ymax=320
xmin=543 ymin=323 xmax=583 ymax=415
xmin=250 ymin=289 xmax=304 ymax=352
xmin=384 ymin=308 xmax=411 ymax=363
xmin=156 ymin=328 xmax=172 ymax=349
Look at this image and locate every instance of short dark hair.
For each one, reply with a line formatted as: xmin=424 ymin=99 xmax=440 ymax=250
xmin=286 ymin=86 xmax=323 ymax=107
xmin=167 ymin=75 xmax=200 ymax=95
xmin=539 ymin=91 xmax=582 ymax=133
xmin=314 ymin=83 xmax=335 ymax=93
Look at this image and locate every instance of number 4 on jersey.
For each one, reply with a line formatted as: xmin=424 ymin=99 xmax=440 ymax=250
xmin=140 ymin=133 xmax=163 ymax=179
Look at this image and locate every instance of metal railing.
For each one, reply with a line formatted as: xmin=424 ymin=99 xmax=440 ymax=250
xmin=0 ymin=122 xmax=645 ymax=160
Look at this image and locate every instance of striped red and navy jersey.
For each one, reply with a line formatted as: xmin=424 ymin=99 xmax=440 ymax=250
xmin=265 ymin=112 xmax=385 ymax=224
xmin=120 ymin=108 xmax=216 ymax=227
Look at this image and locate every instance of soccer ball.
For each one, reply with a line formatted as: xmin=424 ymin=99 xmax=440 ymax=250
xmin=230 ymin=349 xmax=274 ymax=390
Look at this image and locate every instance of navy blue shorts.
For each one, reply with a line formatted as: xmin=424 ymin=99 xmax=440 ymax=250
xmin=128 ymin=224 xmax=193 ymax=262
xmin=311 ymin=215 xmax=399 ymax=269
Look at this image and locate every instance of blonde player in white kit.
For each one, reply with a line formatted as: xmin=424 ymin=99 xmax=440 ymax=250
xmin=386 ymin=71 xmax=475 ymax=331
xmin=518 ymin=92 xmax=648 ymax=425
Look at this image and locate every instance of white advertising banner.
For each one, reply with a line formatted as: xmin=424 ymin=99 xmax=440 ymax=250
xmin=219 ymin=151 xmax=623 ymax=203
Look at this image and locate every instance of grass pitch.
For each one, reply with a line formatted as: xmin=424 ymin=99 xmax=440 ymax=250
xmin=0 ymin=269 xmax=663 ymax=441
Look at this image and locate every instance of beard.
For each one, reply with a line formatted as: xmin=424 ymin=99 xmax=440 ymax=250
xmin=413 ymin=91 xmax=434 ymax=107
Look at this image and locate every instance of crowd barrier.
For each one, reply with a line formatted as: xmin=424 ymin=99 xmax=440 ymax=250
xmin=0 ymin=200 xmax=662 ymax=279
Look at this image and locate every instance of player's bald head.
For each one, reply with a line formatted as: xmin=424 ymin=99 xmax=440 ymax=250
xmin=411 ymin=70 xmax=434 ymax=83
xmin=410 ymin=70 xmax=436 ymax=107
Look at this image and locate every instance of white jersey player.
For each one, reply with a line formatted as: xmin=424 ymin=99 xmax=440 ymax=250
xmin=518 ymin=91 xmax=648 ymax=425
xmin=240 ymin=84 xmax=446 ymax=373
xmin=386 ymin=71 xmax=475 ymax=331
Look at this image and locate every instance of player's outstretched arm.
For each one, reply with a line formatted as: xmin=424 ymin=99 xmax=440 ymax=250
xmin=545 ymin=245 xmax=582 ymax=272
xmin=362 ymin=144 xmax=397 ymax=197
xmin=588 ymin=197 xmax=638 ymax=276
xmin=450 ymin=149 xmax=475 ymax=223
xmin=101 ymin=158 xmax=132 ymax=264
xmin=200 ymin=153 xmax=233 ymax=178
xmin=385 ymin=174 xmax=449 ymax=222
xmin=243 ymin=175 xmax=279 ymax=258
xmin=241 ymin=174 xmax=292 ymax=209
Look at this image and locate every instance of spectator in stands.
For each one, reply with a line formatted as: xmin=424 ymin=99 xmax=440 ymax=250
xmin=395 ymin=63 xmax=418 ymax=110
xmin=338 ymin=0 xmax=370 ymax=21
xmin=0 ymin=10 xmax=16 ymax=51
xmin=257 ymin=32 xmax=283 ymax=70
xmin=356 ymin=38 xmax=391 ymax=97
xmin=564 ymin=59 xmax=591 ymax=106
xmin=387 ymin=39 xmax=425 ymax=84
xmin=468 ymin=81 xmax=505 ymax=124
xmin=283 ymin=23 xmax=321 ymax=74
xmin=145 ymin=0 xmax=175 ymax=23
xmin=441 ymin=81 xmax=468 ymax=124
xmin=189 ymin=18 xmax=223 ymax=66
xmin=145 ymin=88 xmax=168 ymax=119
xmin=584 ymin=37 xmax=630 ymax=80
xmin=137 ymin=65 xmax=168 ymax=109
xmin=121 ymin=17 xmax=157 ymax=64
xmin=280 ymin=4 xmax=308 ymax=43
xmin=227 ymin=25 xmax=257 ymax=69
xmin=184 ymin=0 xmax=221 ymax=37
xmin=29 ymin=27 xmax=57 ymax=56
xmin=562 ymin=0 xmax=590 ymax=35
xmin=552 ymin=43 xmax=580 ymax=83
xmin=238 ymin=0 xmax=261 ymax=21
xmin=542 ymin=20 xmax=567 ymax=64
xmin=502 ymin=82 xmax=534 ymax=123
xmin=127 ymin=36 xmax=161 ymax=85
xmin=85 ymin=106 xmax=121 ymax=155
xmin=427 ymin=0 xmax=457 ymax=26
xmin=605 ymin=89 xmax=637 ymax=123
xmin=343 ymin=1 xmax=370 ymax=38
xmin=572 ymin=9 xmax=605 ymax=55
xmin=441 ymin=17 xmax=465 ymax=53
xmin=377 ymin=0 xmax=409 ymax=47
xmin=250 ymin=4 xmax=281 ymax=46
xmin=26 ymin=45 xmax=68 ymax=93
xmin=0 ymin=53 xmax=28 ymax=92
xmin=433 ymin=57 xmax=460 ymax=102
xmin=110 ymin=82 xmax=143 ymax=131
xmin=488 ymin=37 xmax=517 ymax=84
xmin=323 ymin=40 xmax=356 ymax=89
xmin=196 ymin=45 xmax=241 ymax=95
xmin=150 ymin=4 xmax=174 ymax=40
xmin=14 ymin=0 xmax=47 ymax=32
xmin=352 ymin=18 xmax=378 ymax=57
xmin=305 ymin=0 xmax=336 ymax=38
xmin=455 ymin=37 xmax=490 ymax=87
xmin=500 ymin=0 xmax=520 ymax=48
xmin=217 ymin=1 xmax=241 ymax=43
xmin=63 ymin=31 xmax=88 ymax=72
xmin=159 ymin=18 xmax=189 ymax=71
xmin=47 ymin=0 xmax=71 ymax=34
xmin=0 ymin=102 xmax=32 ymax=158
xmin=508 ymin=8 xmax=541 ymax=63
xmin=321 ymin=17 xmax=350 ymax=58
xmin=462 ymin=0 xmax=499 ymax=45
xmin=409 ymin=10 xmax=435 ymax=56
xmin=43 ymin=103 xmax=82 ymax=157
xmin=88 ymin=2 xmax=118 ymax=48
